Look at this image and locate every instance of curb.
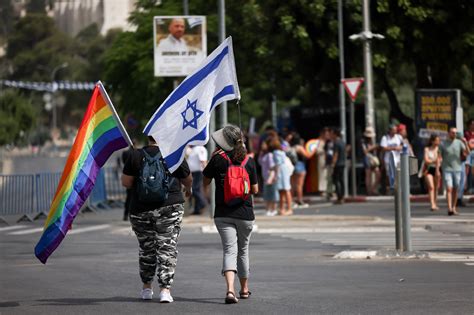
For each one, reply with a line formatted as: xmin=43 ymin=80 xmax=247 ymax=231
xmin=254 ymin=195 xmax=474 ymax=204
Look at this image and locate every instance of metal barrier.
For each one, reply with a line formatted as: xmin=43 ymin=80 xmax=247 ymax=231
xmin=35 ymin=172 xmax=62 ymax=214
xmin=0 ymin=174 xmax=35 ymax=216
xmin=0 ymin=167 xmax=126 ymax=224
xmin=103 ymin=167 xmax=126 ymax=202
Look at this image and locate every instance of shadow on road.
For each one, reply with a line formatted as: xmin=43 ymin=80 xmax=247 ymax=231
xmin=16 ymin=296 xmax=224 ymax=306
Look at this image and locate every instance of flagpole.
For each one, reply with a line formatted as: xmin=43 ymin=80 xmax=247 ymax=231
xmin=218 ymin=0 xmax=227 ymax=127
xmin=97 ymin=81 xmax=133 ymax=147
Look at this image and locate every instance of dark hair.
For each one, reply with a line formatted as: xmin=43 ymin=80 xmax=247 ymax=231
xmin=427 ymin=134 xmax=439 ymax=147
xmin=289 ymin=132 xmax=302 ymax=146
xmin=332 ymin=128 xmax=341 ymax=137
xmin=229 ymin=141 xmax=247 ymax=164
xmin=147 ymin=136 xmax=156 ymax=143
xmin=222 ymin=125 xmax=247 ymax=163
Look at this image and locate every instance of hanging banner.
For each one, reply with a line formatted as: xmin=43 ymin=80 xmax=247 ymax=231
xmin=153 ymin=15 xmax=207 ymax=77
xmin=415 ymin=89 xmax=461 ymax=139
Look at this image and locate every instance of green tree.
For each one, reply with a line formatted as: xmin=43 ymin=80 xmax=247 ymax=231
xmin=0 ymin=90 xmax=36 ymax=145
xmin=103 ymin=0 xmax=348 ymax=130
xmin=372 ymin=0 xmax=474 ymax=135
xmin=4 ymin=13 xmax=119 ymax=134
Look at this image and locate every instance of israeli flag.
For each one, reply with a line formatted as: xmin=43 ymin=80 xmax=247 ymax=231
xmin=144 ymin=36 xmax=240 ymax=173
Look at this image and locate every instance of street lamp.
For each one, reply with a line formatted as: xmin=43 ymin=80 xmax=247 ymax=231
xmin=349 ymin=0 xmax=384 ymax=140
xmin=50 ymin=62 xmax=68 ymax=133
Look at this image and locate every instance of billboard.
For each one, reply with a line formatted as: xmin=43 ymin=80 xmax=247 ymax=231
xmin=153 ymin=16 xmax=207 ymax=77
xmin=415 ymin=89 xmax=461 ymax=139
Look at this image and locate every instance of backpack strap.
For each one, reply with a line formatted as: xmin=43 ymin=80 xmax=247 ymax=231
xmin=219 ymin=151 xmax=233 ymax=164
xmin=141 ymin=147 xmax=171 ymax=175
xmin=220 ymin=151 xmax=250 ymax=167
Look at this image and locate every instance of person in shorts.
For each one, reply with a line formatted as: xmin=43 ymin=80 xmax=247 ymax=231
xmin=440 ymin=127 xmax=469 ymax=215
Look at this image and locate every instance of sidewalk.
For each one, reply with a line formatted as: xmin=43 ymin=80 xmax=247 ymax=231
xmin=253 ymin=194 xmax=474 ymax=204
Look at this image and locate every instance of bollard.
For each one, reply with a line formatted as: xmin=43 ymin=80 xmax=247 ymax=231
xmin=389 ymin=152 xmax=403 ymax=251
xmin=394 ymin=168 xmax=403 ymax=251
xmin=400 ymin=145 xmax=412 ymax=252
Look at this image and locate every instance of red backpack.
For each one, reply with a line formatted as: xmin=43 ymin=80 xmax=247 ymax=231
xmin=220 ymin=152 xmax=251 ymax=206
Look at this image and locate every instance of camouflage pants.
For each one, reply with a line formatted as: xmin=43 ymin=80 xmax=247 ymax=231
xmin=130 ymin=204 xmax=184 ymax=289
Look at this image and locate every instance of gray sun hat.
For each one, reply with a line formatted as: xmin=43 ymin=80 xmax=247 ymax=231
xmin=211 ymin=125 xmax=242 ymax=151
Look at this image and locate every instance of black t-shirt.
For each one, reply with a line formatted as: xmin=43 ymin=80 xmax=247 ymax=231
xmin=334 ymin=138 xmax=346 ymax=167
xmin=203 ymin=153 xmax=258 ymax=221
xmin=122 ymin=145 xmax=190 ymax=214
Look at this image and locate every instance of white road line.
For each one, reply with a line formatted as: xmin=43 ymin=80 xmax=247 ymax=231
xmin=0 ymin=225 xmax=27 ymax=232
xmin=8 ymin=227 xmax=44 ymax=235
xmin=110 ymin=227 xmax=134 ymax=235
xmin=465 ymin=263 xmax=474 ymax=266
xmin=68 ymin=224 xmax=110 ymax=235
xmin=259 ymin=227 xmax=426 ymax=233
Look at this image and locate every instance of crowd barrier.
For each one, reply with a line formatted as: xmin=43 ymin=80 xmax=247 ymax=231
xmin=0 ymin=167 xmax=126 ymax=224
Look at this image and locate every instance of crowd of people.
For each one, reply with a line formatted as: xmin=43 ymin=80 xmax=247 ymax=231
xmin=177 ymin=121 xmax=473 ymax=218
xmin=123 ymin=119 xmax=474 ymax=221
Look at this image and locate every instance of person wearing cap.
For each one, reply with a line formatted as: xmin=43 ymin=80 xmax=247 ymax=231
xmin=380 ymin=124 xmax=404 ymax=192
xmin=397 ymin=123 xmax=414 ymax=156
xmin=361 ymin=127 xmax=381 ymax=195
xmin=203 ymin=125 xmax=259 ymax=304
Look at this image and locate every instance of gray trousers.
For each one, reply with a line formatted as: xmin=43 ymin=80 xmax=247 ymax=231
xmin=214 ymin=217 xmax=254 ymax=278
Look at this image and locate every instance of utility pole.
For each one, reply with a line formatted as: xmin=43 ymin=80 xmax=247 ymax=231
xmin=50 ymin=62 xmax=68 ymax=132
xmin=183 ymin=0 xmax=189 ymax=15
xmin=362 ymin=0 xmax=375 ymax=138
xmin=218 ymin=0 xmax=227 ymax=127
xmin=349 ymin=0 xmax=384 ymax=140
xmin=338 ymin=0 xmax=348 ymax=197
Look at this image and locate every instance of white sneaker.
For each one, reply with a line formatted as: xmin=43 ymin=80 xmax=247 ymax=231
xmin=141 ymin=288 xmax=153 ymax=300
xmin=159 ymin=290 xmax=174 ymax=303
xmin=270 ymin=210 xmax=278 ymax=216
xmin=298 ymin=203 xmax=309 ymax=208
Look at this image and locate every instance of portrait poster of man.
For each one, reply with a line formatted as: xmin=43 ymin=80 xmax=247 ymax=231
xmin=154 ymin=16 xmax=207 ymax=77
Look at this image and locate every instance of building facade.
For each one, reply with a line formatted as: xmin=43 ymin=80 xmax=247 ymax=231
xmin=53 ymin=0 xmax=136 ymax=36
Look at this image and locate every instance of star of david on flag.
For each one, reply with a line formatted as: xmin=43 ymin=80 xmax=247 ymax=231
xmin=144 ymin=37 xmax=240 ymax=173
xmin=181 ymin=99 xmax=203 ymax=129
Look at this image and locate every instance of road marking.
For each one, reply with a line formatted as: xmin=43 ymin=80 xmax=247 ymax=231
xmin=8 ymin=227 xmax=43 ymax=235
xmin=259 ymin=227 xmax=426 ymax=233
xmin=110 ymin=227 xmax=134 ymax=235
xmin=0 ymin=225 xmax=27 ymax=232
xmin=465 ymin=263 xmax=474 ymax=266
xmin=68 ymin=224 xmax=110 ymax=235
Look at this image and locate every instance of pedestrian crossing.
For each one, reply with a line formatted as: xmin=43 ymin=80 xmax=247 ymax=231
xmin=264 ymin=228 xmax=474 ymax=266
xmin=0 ymin=224 xmax=112 ymax=236
xmin=2 ymin=221 xmax=473 ymax=266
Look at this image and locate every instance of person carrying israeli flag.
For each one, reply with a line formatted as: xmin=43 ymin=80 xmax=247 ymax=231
xmin=144 ymin=36 xmax=240 ymax=173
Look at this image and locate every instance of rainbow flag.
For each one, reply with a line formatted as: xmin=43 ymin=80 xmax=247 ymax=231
xmin=35 ymin=82 xmax=132 ymax=264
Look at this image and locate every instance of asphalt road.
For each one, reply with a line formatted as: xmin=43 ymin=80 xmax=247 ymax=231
xmin=1 ymin=204 xmax=473 ymax=314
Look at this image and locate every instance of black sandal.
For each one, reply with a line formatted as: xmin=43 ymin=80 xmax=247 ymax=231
xmin=225 ymin=291 xmax=238 ymax=304
xmin=239 ymin=291 xmax=252 ymax=299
